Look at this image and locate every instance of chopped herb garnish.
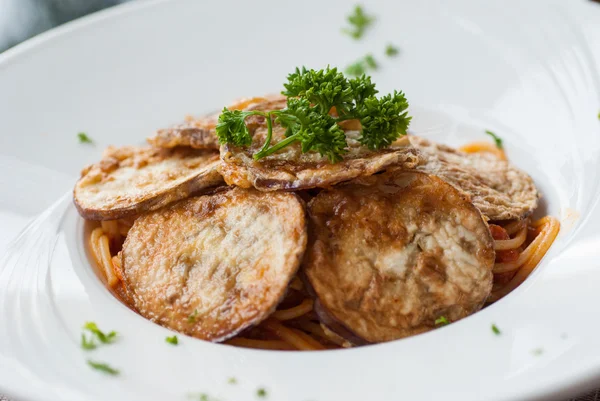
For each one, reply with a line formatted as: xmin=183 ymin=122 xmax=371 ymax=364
xmin=435 ymin=316 xmax=449 ymax=326
xmin=532 ymin=348 xmax=544 ymax=356
xmin=166 ymin=335 xmax=179 ymax=345
xmin=385 ymin=44 xmax=399 ymax=57
xmin=345 ymin=54 xmax=378 ymax=77
xmin=342 ymin=5 xmax=374 ymax=40
xmin=227 ymin=377 xmax=237 ymax=384
xmin=83 ymin=322 xmax=117 ymax=344
xmin=345 ymin=61 xmax=367 ymax=77
xmin=491 ymin=324 xmax=501 ymax=335
xmin=77 ymin=132 xmax=93 ymax=143
xmin=217 ymin=67 xmax=411 ymax=163
xmin=188 ymin=309 xmax=199 ymax=323
xmin=257 ymin=388 xmax=267 ymax=398
xmin=187 ymin=393 xmax=219 ymax=401
xmin=597 ymin=111 xmax=600 ymax=120
xmin=364 ymin=54 xmax=378 ymax=69
xmin=485 ymin=130 xmax=503 ymax=149
xmin=87 ymin=360 xmax=120 ymax=375
xmin=81 ymin=333 xmax=97 ymax=350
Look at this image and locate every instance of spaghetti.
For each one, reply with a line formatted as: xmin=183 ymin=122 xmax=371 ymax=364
xmin=87 ymin=141 xmax=559 ymax=351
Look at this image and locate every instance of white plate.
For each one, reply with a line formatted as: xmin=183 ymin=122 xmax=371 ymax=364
xmin=1 ymin=0 xmax=600 ymax=400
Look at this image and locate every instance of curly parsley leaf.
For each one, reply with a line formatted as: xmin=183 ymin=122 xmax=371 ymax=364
xmin=342 ymin=5 xmax=374 ymax=39
xmin=166 ymin=335 xmax=179 ymax=345
xmin=357 ymin=91 xmax=411 ymax=150
xmin=274 ymin=97 xmax=311 ymax=136
xmin=215 ymin=108 xmax=255 ymax=146
xmin=485 ymin=130 xmax=503 ymax=149
xmin=83 ymin=322 xmax=117 ymax=344
xmin=87 ymin=360 xmax=120 ymax=376
xmin=385 ymin=44 xmax=399 ymax=57
xmin=283 ymin=67 xmax=354 ymax=115
xmin=77 ymin=132 xmax=93 ymax=143
xmin=295 ymin=114 xmax=348 ymax=163
xmin=349 ymin=75 xmax=378 ymax=107
xmin=435 ymin=316 xmax=450 ymax=326
xmin=259 ymin=98 xmax=348 ymax=163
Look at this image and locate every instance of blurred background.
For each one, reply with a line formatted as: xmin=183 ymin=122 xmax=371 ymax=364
xmin=0 ymin=0 xmax=130 ymax=52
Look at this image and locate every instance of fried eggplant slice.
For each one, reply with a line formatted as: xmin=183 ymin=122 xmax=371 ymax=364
xmin=147 ymin=95 xmax=287 ymax=151
xmin=74 ymin=146 xmax=222 ymax=220
xmin=409 ymin=136 xmax=539 ymax=220
xmin=304 ymin=170 xmax=495 ymax=344
xmin=220 ymin=127 xmax=420 ymax=191
xmin=147 ymin=119 xmax=220 ymax=150
xmin=121 ymin=188 xmax=307 ymax=342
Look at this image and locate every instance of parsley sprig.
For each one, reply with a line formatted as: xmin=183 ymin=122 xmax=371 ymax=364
xmin=77 ymin=132 xmax=93 ymax=144
xmin=342 ymin=5 xmax=374 ymax=39
xmin=166 ymin=335 xmax=179 ymax=345
xmin=83 ymin=322 xmax=118 ymax=344
xmin=345 ymin=54 xmax=378 ymax=77
xmin=485 ymin=130 xmax=503 ymax=149
xmin=216 ymin=67 xmax=411 ymax=163
xmin=87 ymin=360 xmax=120 ymax=376
xmin=385 ymin=44 xmax=399 ymax=57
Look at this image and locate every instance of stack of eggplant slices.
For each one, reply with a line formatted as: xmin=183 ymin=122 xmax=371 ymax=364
xmin=73 ymin=71 xmax=539 ymax=349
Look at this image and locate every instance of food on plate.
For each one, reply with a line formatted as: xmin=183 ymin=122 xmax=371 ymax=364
xmin=304 ymin=170 xmax=494 ymax=344
xmin=409 ymin=136 xmax=538 ymax=221
xmin=219 ymin=131 xmax=419 ymax=191
xmin=74 ymin=146 xmax=222 ymax=220
xmin=79 ymin=67 xmax=559 ymax=350
xmin=120 ymin=188 xmax=306 ymax=342
xmin=217 ymin=67 xmax=416 ymax=190
xmin=147 ymin=119 xmax=220 ymax=150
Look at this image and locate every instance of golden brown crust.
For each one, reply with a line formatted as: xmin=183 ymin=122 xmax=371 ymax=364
xmin=409 ymin=136 xmax=539 ymax=220
xmin=121 ymin=188 xmax=307 ymax=342
xmin=73 ymin=146 xmax=223 ymax=220
xmin=148 ymin=122 xmax=220 ymax=150
xmin=146 ymin=95 xmax=288 ymax=151
xmin=304 ymin=170 xmax=495 ymax=344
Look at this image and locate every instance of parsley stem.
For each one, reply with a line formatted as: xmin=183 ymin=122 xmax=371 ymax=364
xmin=257 ymin=111 xmax=274 ymax=156
xmin=254 ymin=134 xmax=299 ymax=160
